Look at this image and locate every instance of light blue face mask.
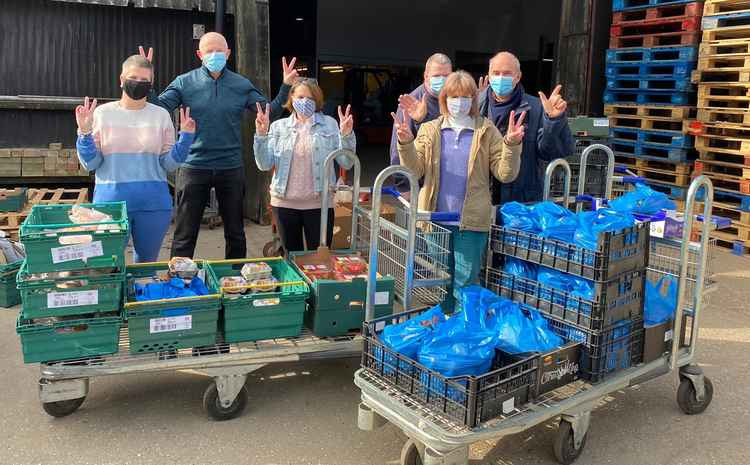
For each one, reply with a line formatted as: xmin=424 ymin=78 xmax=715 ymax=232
xmin=490 ymin=76 xmax=515 ymax=96
xmin=203 ymin=51 xmax=227 ymax=73
xmin=429 ymin=76 xmax=446 ymax=94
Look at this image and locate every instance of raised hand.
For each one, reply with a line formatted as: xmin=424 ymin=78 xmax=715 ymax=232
xmin=75 ymin=97 xmax=98 ymax=134
xmin=255 ymin=102 xmax=271 ymax=136
xmin=138 ymin=45 xmax=154 ymax=63
xmin=397 ymin=93 xmax=427 ymax=122
xmin=390 ymin=109 xmax=414 ymax=144
xmin=338 ymin=104 xmax=354 ymax=136
xmin=179 ymin=107 xmax=196 ymax=133
xmin=539 ymin=84 xmax=567 ymax=119
xmin=505 ymin=110 xmax=526 ymax=146
xmin=282 ymin=56 xmax=299 ymax=86
xmin=478 ymin=75 xmax=489 ymax=92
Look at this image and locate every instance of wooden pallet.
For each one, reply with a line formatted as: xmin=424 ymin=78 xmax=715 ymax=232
xmin=695 ymin=158 xmax=750 ymax=177
xmin=637 ymin=167 xmax=692 ymax=186
xmin=699 ymin=37 xmax=750 ymax=57
xmin=695 ymin=125 xmax=750 ymax=154
xmin=696 ymin=201 xmax=750 ymax=225
xmin=0 ymin=211 xmax=28 ymax=240
xmin=27 ymin=188 xmax=89 ymax=206
xmin=613 ymin=2 xmax=703 ymax=24
xmin=697 ymin=107 xmax=750 ymax=125
xmin=608 ymin=114 xmax=689 ymax=132
xmin=702 ymin=23 xmax=750 ymax=42
xmin=615 ymin=154 xmax=694 ymax=173
xmin=704 ymin=0 xmax=750 ymax=17
xmin=696 ymin=174 xmax=750 ymax=194
xmin=610 ymin=31 xmax=701 ymax=48
xmin=697 ymin=82 xmax=750 ymax=110
xmin=604 ymin=104 xmax=694 ymax=119
xmin=692 ymin=68 xmax=750 ymax=82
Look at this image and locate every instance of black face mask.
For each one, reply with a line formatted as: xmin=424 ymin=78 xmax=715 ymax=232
xmin=122 ymin=79 xmax=152 ymax=100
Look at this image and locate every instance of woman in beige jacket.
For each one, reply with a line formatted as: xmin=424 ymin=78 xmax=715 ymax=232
xmin=392 ymin=70 xmax=525 ymax=309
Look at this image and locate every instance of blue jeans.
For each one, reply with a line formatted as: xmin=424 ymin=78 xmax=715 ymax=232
xmin=129 ymin=210 xmax=172 ymax=263
xmin=444 ymin=226 xmax=489 ymax=311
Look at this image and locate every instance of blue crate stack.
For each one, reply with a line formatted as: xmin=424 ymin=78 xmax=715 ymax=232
xmin=604 ymin=0 xmax=704 ymax=203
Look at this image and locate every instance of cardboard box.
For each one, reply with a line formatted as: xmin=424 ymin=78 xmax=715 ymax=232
xmin=643 ymin=320 xmax=673 ymax=363
xmin=332 ymin=201 xmax=397 ymax=250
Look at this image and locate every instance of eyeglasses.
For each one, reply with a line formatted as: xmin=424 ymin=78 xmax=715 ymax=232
xmin=295 ymin=77 xmax=319 ymax=85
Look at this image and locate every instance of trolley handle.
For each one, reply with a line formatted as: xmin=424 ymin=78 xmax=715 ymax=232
xmin=380 ymin=186 xmax=402 ymax=198
xmin=613 ymin=165 xmax=629 ymax=174
xmin=429 ymin=212 xmax=460 ymax=222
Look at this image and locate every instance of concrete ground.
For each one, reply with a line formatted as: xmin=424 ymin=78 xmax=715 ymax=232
xmin=2 ymin=218 xmax=750 ymax=464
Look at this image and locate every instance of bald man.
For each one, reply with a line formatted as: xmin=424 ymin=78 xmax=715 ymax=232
xmin=141 ymin=33 xmax=299 ymax=259
xmin=478 ymin=51 xmax=574 ymax=204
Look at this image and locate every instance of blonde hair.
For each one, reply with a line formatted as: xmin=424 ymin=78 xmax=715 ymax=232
xmin=438 ymin=71 xmax=479 ymax=117
xmin=284 ymin=79 xmax=325 ymax=113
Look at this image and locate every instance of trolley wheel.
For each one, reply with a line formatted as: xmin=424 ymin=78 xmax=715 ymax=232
xmin=677 ymin=376 xmax=713 ymax=415
xmin=42 ymin=397 xmax=86 ymax=418
xmin=400 ymin=439 xmax=423 ymax=465
xmin=553 ymin=420 xmax=587 ymax=465
xmin=202 ymin=381 xmax=248 ymax=421
xmin=262 ymin=240 xmax=283 ymax=258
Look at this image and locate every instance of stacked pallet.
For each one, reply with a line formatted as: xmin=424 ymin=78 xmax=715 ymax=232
xmin=0 ymin=188 xmax=89 ymax=241
xmin=0 ymin=144 xmax=88 ymax=178
xmin=605 ymin=0 xmax=703 ymax=201
xmin=690 ymin=0 xmax=750 ymax=254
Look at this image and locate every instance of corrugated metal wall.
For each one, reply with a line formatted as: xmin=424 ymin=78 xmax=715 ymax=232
xmin=0 ymin=0 xmax=233 ymax=147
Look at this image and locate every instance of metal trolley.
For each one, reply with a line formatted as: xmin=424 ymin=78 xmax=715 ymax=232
xmin=36 ymin=150 xmax=374 ymax=421
xmin=355 ymin=174 xmax=718 ymax=465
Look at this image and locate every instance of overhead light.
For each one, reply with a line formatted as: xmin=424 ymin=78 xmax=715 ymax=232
xmin=329 ymin=69 xmax=345 ymax=74
xmin=543 ymin=58 xmax=554 ymax=62
xmin=322 ymin=65 xmax=343 ymax=70
xmin=295 ymin=17 xmax=304 ymax=21
xmin=296 ymin=67 xmax=308 ymax=72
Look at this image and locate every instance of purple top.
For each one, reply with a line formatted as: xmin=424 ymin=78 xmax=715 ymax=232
xmin=436 ymin=127 xmax=474 ymax=225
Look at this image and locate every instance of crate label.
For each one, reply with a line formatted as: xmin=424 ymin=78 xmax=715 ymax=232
xmin=664 ymin=329 xmax=673 ymax=342
xmin=51 ymin=241 xmax=103 ymax=263
xmin=149 ymin=315 xmax=192 ymax=334
xmin=593 ymin=118 xmax=609 ymax=127
xmin=502 ymin=397 xmax=515 ymax=414
xmin=374 ymin=321 xmax=385 ymax=332
xmin=541 ymin=360 xmax=579 ymax=385
xmin=47 ymin=290 xmax=99 ymax=308
xmin=253 ymin=298 xmax=280 ymax=307
xmin=375 ymin=291 xmax=389 ymax=305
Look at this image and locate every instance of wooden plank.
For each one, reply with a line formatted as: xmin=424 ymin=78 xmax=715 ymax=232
xmin=608 ymin=114 xmax=688 ymax=132
xmin=704 ymin=1 xmax=750 ymax=17
xmin=697 ymin=107 xmax=750 ymax=125
xmin=702 ymin=23 xmax=750 ymax=41
xmin=604 ymin=104 xmax=694 ymax=118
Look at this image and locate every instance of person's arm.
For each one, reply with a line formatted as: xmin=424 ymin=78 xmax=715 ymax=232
xmin=334 ymin=107 xmax=356 ymax=170
xmin=159 ymin=108 xmax=195 ymax=172
xmin=537 ymin=112 xmax=574 ymax=161
xmin=489 ymin=127 xmax=522 ymax=183
xmin=246 ymin=83 xmax=291 ymax=121
xmin=149 ymin=76 xmax=183 ymax=113
xmin=396 ymin=125 xmax=429 ymax=180
xmin=75 ymin=98 xmax=103 ymax=172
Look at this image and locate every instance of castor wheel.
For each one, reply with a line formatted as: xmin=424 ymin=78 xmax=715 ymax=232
xmin=42 ymin=397 xmax=86 ymax=418
xmin=677 ymin=376 xmax=713 ymax=415
xmin=400 ymin=439 xmax=423 ymax=465
xmin=553 ymin=420 xmax=588 ymax=465
xmin=262 ymin=240 xmax=283 ymax=258
xmin=202 ymin=381 xmax=248 ymax=421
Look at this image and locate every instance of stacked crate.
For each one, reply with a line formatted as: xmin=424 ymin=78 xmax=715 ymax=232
xmin=0 ymin=188 xmax=89 ymax=241
xmin=691 ymin=0 xmax=750 ymax=255
xmin=15 ymin=202 xmax=128 ymax=364
xmin=605 ymin=0 xmax=704 ymax=202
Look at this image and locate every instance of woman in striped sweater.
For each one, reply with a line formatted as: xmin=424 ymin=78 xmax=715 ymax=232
xmin=75 ymin=55 xmax=195 ymax=263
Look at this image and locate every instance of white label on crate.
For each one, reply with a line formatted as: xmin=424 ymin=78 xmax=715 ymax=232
xmin=149 ymin=315 xmax=192 ymax=334
xmin=374 ymin=321 xmax=386 ymax=332
xmin=47 ymin=290 xmax=99 ymax=308
xmin=375 ymin=291 xmax=390 ymax=305
xmin=665 ymin=329 xmax=674 ymax=342
xmin=50 ymin=241 xmax=103 ymax=263
xmin=502 ymin=397 xmax=515 ymax=414
xmin=593 ymin=118 xmax=609 ymax=127
xmin=254 ymin=298 xmax=280 ymax=307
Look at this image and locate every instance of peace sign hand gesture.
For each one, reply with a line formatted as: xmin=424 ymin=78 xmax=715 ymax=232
xmin=504 ymin=110 xmax=526 ymax=146
xmin=75 ymin=97 xmax=98 ymax=134
xmin=390 ymin=109 xmax=414 ymax=144
xmin=179 ymin=107 xmax=196 ymax=133
xmin=282 ymin=57 xmax=299 ymax=86
xmin=539 ymin=84 xmax=568 ymax=119
xmin=255 ymin=102 xmax=271 ymax=136
xmin=338 ymin=105 xmax=354 ymax=136
xmin=398 ymin=94 xmax=427 ymax=123
xmin=478 ymin=75 xmax=490 ymax=92
xmin=138 ymin=45 xmax=154 ymax=63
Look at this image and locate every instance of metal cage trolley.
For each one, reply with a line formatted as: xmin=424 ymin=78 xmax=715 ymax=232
xmin=355 ymin=175 xmax=718 ymax=465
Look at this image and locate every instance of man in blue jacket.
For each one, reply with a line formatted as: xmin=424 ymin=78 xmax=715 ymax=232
xmin=141 ymin=32 xmax=298 ymax=259
xmin=389 ymin=53 xmax=452 ymax=192
xmin=478 ymin=51 xmax=574 ymax=204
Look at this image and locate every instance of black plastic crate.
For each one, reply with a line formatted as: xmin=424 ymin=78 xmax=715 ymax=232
xmin=534 ymin=342 xmax=582 ymax=397
xmin=361 ymin=308 xmax=538 ymax=427
xmin=490 ymin=222 xmax=650 ymax=282
xmin=542 ymin=314 xmax=644 ymax=384
xmin=486 ymin=267 xmax=645 ymax=331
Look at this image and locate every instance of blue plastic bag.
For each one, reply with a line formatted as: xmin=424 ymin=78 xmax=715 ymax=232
xmin=380 ymin=306 xmax=446 ymax=359
xmin=532 ymin=201 xmax=577 ymax=242
xmin=500 ymin=202 xmax=539 ymax=232
xmin=574 ymin=208 xmax=635 ymax=251
xmin=609 ymin=183 xmax=676 ymax=216
xmin=644 ymin=275 xmax=678 ymax=325
xmin=493 ymin=301 xmax=563 ymax=354
xmin=135 ymin=276 xmax=209 ymax=301
xmin=502 ymin=258 xmax=538 ymax=294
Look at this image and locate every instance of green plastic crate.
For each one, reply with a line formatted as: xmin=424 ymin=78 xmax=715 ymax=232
xmin=16 ymin=314 xmax=122 ymax=364
xmin=125 ymin=262 xmax=221 ymax=354
xmin=206 ymin=258 xmax=310 ymax=343
xmin=0 ymin=260 xmax=22 ymax=308
xmin=289 ymin=251 xmax=395 ymax=337
xmin=17 ymin=262 xmax=124 ymax=319
xmin=0 ymin=188 xmax=27 ymax=212
xmin=20 ymin=202 xmax=129 ymax=274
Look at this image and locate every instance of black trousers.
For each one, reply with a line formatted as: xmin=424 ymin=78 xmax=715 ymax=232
xmin=172 ymin=167 xmax=246 ymax=259
xmin=272 ymin=207 xmax=334 ymax=253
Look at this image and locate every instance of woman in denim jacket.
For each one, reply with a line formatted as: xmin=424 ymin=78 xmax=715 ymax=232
xmin=254 ymin=79 xmax=356 ymax=252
